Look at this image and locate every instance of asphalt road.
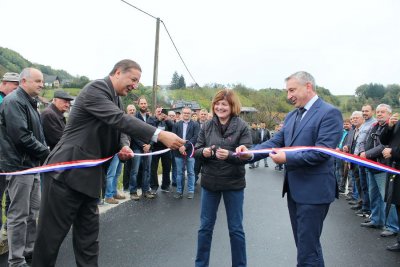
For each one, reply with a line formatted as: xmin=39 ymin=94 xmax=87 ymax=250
xmin=1 ymin=159 xmax=400 ymax=266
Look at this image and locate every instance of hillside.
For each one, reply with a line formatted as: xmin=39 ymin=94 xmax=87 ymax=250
xmin=0 ymin=46 xmax=74 ymax=81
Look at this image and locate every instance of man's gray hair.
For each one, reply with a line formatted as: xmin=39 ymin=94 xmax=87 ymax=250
xmin=351 ymin=111 xmax=362 ymax=117
xmin=285 ymin=71 xmax=316 ymax=91
xmin=376 ymin=103 xmax=392 ymax=113
xmin=19 ymin=68 xmax=32 ymax=82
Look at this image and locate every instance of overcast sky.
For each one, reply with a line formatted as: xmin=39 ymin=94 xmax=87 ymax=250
xmin=1 ymin=0 xmax=399 ymax=95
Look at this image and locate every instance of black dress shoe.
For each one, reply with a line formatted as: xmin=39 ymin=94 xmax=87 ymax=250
xmin=360 ymin=222 xmax=382 ymax=229
xmin=381 ymin=230 xmax=398 ymax=237
xmin=387 ymin=242 xmax=400 ymax=252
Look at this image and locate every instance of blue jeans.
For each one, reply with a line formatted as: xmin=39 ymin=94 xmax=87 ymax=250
xmin=105 ymin=155 xmax=123 ymax=198
xmin=175 ymin=157 xmax=195 ymax=194
xmin=350 ymin=169 xmax=359 ymax=200
xmin=196 ymin=188 xmax=246 ymax=267
xmin=129 ymin=149 xmax=151 ymax=193
xmin=366 ymin=170 xmax=399 ymax=232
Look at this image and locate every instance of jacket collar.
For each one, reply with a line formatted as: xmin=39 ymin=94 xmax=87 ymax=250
xmin=17 ymin=87 xmax=38 ymax=109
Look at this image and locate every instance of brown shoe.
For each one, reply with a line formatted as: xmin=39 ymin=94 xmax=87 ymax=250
xmin=0 ymin=239 xmax=8 ymax=255
xmin=144 ymin=191 xmax=155 ymax=199
xmin=114 ymin=193 xmax=126 ymax=200
xmin=105 ymin=197 xmax=119 ymax=204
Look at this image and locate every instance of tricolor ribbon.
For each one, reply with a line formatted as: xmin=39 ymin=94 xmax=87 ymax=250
xmin=0 ymin=142 xmax=195 ymax=176
xmin=236 ymin=146 xmax=400 ymax=175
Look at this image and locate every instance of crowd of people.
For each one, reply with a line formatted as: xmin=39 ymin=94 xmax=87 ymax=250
xmin=336 ymin=104 xmax=400 ymax=251
xmin=0 ymin=65 xmax=399 ymax=267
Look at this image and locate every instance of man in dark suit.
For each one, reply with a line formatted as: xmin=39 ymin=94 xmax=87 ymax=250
xmin=172 ymin=107 xmax=200 ymax=199
xmin=32 ymin=59 xmax=185 ymax=267
xmin=237 ymin=71 xmax=342 ymax=266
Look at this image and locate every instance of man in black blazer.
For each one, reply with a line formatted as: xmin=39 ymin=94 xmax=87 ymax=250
xmin=172 ymin=107 xmax=200 ymax=199
xmin=32 ymin=59 xmax=185 ymax=267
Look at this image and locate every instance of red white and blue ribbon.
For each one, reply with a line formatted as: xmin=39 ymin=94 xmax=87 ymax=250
xmin=0 ymin=142 xmax=195 ymax=176
xmin=236 ymin=146 xmax=400 ymax=175
xmin=0 ymin=156 xmax=114 ymax=176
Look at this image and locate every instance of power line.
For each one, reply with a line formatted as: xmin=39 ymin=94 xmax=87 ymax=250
xmin=120 ymin=0 xmax=157 ymax=20
xmin=120 ymin=0 xmax=199 ymax=87
xmin=161 ymin=21 xmax=198 ymax=87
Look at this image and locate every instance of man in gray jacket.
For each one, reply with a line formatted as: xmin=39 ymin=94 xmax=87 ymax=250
xmin=0 ymin=68 xmax=50 ymax=267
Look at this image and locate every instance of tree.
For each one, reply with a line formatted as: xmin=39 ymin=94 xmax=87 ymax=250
xmin=169 ymin=71 xmax=180 ymax=90
xmin=178 ymin=75 xmax=186 ymax=89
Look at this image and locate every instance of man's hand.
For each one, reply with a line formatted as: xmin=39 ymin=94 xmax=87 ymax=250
xmin=270 ymin=149 xmax=287 ymax=164
xmin=360 ymin=152 xmax=366 ymax=158
xmin=216 ymin=148 xmax=229 ymax=160
xmin=179 ymin=145 xmax=187 ymax=156
xmin=118 ymin=146 xmax=134 ymax=161
xmin=388 ymin=113 xmax=399 ymax=128
xmin=158 ymin=131 xmax=185 ymax=150
xmin=235 ymin=145 xmax=252 ymax=160
xmin=143 ymin=144 xmax=151 ymax=153
xmin=382 ymin=147 xmax=392 ymax=159
xmin=342 ymin=145 xmax=349 ymax=153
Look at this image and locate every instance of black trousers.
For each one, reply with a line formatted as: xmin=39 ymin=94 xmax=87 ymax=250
xmin=150 ymin=150 xmax=171 ymax=190
xmin=32 ymin=176 xmax=99 ymax=267
xmin=123 ymin=158 xmax=132 ymax=190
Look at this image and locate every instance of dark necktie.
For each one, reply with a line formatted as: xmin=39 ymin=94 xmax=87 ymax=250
xmin=293 ymin=107 xmax=306 ymax=134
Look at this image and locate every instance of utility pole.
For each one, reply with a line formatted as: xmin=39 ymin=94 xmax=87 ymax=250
xmin=152 ymin=18 xmax=160 ymax=113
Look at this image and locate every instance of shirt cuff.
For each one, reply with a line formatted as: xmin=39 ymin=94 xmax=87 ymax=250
xmin=151 ymin=128 xmax=162 ymax=143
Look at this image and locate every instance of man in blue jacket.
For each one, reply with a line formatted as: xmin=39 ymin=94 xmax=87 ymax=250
xmin=237 ymin=71 xmax=342 ymax=266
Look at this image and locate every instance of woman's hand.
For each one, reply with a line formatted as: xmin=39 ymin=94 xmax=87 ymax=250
xmin=202 ymin=146 xmax=214 ymax=158
xmin=216 ymin=148 xmax=229 ymax=160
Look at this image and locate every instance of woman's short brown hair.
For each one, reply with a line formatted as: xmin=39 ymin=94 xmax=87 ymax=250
xmin=211 ymin=89 xmax=242 ymax=116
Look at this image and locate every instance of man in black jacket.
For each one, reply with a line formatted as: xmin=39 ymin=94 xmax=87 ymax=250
xmin=150 ymin=107 xmax=174 ymax=193
xmin=0 ymin=68 xmax=50 ymax=267
xmin=128 ymin=96 xmax=157 ymax=200
xmin=41 ymin=90 xmax=74 ymax=150
xmin=32 ymin=60 xmax=184 ymax=267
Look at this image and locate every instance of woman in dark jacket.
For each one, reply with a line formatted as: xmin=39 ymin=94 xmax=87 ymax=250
xmin=194 ymin=89 xmax=252 ymax=267
xmin=380 ymin=113 xmax=400 ymax=252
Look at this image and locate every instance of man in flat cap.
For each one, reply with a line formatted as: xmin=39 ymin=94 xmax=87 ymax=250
xmin=41 ymin=90 xmax=74 ymax=150
xmin=0 ymin=72 xmax=20 ymax=104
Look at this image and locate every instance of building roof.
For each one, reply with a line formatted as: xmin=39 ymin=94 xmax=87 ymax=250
xmin=44 ymin=74 xmax=60 ymax=84
xmin=172 ymin=100 xmax=201 ymax=110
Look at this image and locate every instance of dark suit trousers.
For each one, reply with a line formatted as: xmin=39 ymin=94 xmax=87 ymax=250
xmin=287 ymin=192 xmax=330 ymax=267
xmin=150 ymin=151 xmax=171 ymax=190
xmin=32 ymin=175 xmax=99 ymax=267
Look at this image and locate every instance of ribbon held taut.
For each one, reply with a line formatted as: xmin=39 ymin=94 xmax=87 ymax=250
xmin=235 ymin=146 xmax=400 ymax=175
